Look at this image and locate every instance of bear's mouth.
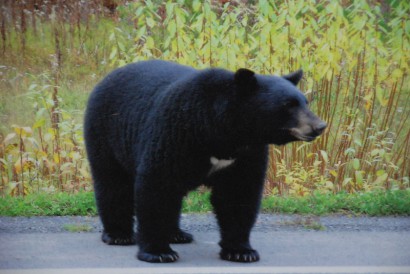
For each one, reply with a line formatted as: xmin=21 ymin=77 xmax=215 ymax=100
xmin=289 ymin=128 xmax=318 ymax=142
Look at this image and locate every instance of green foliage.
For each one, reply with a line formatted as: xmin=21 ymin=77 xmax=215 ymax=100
xmin=1 ymin=0 xmax=409 ymax=198
xmin=0 ymin=192 xmax=96 ymax=216
xmin=262 ymin=190 xmax=410 ymax=216
xmin=1 ymin=190 xmax=409 ymax=216
xmin=182 ymin=189 xmax=213 ymax=213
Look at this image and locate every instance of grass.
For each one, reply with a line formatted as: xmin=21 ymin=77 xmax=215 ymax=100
xmin=262 ymin=190 xmax=410 ymax=216
xmin=1 ymin=190 xmax=409 ymax=217
xmin=182 ymin=191 xmax=213 ymax=213
xmin=63 ymin=223 xmax=93 ymax=232
xmin=0 ymin=192 xmax=96 ymax=216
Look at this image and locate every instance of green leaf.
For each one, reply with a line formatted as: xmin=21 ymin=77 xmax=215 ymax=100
xmin=109 ymin=47 xmax=117 ymax=60
xmin=167 ymin=20 xmax=176 ymax=37
xmin=146 ymin=17 xmax=156 ymax=28
xmin=371 ymin=149 xmax=379 ymax=157
xmin=32 ymin=118 xmax=45 ymax=129
xmin=145 ymin=36 xmax=155 ymax=49
xmin=320 ymin=150 xmax=329 ymax=163
xmin=342 ymin=178 xmax=352 ymax=186
xmin=373 ymin=173 xmax=388 ymax=186
xmin=192 ymin=0 xmax=201 ymax=12
xmin=118 ymin=42 xmax=125 ymax=52
xmin=355 ymin=171 xmax=364 ymax=186
xmin=376 ymin=170 xmax=386 ymax=177
xmin=352 ymin=158 xmax=360 ymax=170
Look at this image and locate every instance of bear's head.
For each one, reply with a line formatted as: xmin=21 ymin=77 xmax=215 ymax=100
xmin=228 ymin=68 xmax=327 ymax=145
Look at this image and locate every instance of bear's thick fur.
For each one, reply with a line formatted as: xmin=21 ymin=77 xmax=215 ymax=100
xmin=84 ymin=60 xmax=326 ymax=263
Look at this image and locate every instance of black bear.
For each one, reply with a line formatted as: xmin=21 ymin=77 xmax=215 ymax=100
xmin=84 ymin=60 xmax=326 ymax=263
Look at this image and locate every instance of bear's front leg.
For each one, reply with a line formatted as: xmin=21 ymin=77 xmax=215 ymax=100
xmin=211 ymin=187 xmax=263 ymax=262
xmin=135 ymin=178 xmax=184 ymax=263
xmin=209 ymin=147 xmax=268 ymax=263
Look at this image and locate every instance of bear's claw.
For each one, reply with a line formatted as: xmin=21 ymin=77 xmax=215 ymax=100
xmin=137 ymin=250 xmax=179 ymax=263
xmin=220 ymin=248 xmax=260 ymax=263
xmin=102 ymin=231 xmax=136 ymax=245
xmin=169 ymin=230 xmax=194 ymax=244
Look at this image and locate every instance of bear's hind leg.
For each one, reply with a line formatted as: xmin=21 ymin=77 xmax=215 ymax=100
xmin=92 ymin=162 xmax=136 ymax=246
xmin=169 ymin=204 xmax=193 ymax=244
xmin=169 ymin=229 xmax=193 ymax=244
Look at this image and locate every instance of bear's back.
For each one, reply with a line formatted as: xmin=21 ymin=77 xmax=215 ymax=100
xmin=92 ymin=60 xmax=196 ymax=102
xmin=84 ymin=60 xmax=198 ymax=170
xmin=86 ymin=60 xmax=197 ymax=124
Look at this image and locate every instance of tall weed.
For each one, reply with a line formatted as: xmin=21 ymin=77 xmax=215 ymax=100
xmin=0 ymin=0 xmax=409 ymax=197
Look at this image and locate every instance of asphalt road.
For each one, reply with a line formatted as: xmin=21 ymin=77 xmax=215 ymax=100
xmin=0 ymin=214 xmax=410 ymax=274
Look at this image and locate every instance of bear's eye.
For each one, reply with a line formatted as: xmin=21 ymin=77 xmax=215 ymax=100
xmin=283 ymin=99 xmax=299 ymax=108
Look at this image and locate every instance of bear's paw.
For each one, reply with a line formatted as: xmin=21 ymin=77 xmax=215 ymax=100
xmin=220 ymin=248 xmax=260 ymax=263
xmin=102 ymin=231 xmax=136 ymax=245
xmin=169 ymin=229 xmax=194 ymax=244
xmin=137 ymin=249 xmax=179 ymax=263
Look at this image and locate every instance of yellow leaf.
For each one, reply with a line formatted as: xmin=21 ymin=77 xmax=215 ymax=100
xmin=36 ymin=150 xmax=48 ymax=159
xmin=14 ymin=160 xmax=22 ymax=174
xmin=5 ymin=143 xmax=18 ymax=154
xmin=24 ymin=158 xmax=35 ymax=171
xmin=53 ymin=153 xmax=60 ymax=164
xmin=330 ymin=170 xmax=338 ymax=177
xmin=13 ymin=126 xmax=33 ymax=137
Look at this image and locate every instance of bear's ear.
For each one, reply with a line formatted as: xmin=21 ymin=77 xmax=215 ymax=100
xmin=283 ymin=69 xmax=303 ymax=86
xmin=234 ymin=68 xmax=257 ymax=94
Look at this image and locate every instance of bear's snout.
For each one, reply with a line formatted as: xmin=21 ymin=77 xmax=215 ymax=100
xmin=289 ymin=109 xmax=327 ymax=142
xmin=313 ymin=121 xmax=327 ymax=135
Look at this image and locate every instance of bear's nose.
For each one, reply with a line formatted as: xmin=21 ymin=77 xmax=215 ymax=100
xmin=314 ymin=122 xmax=327 ymax=134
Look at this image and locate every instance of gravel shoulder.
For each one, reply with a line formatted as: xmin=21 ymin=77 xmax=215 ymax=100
xmin=1 ymin=214 xmax=410 ymax=234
